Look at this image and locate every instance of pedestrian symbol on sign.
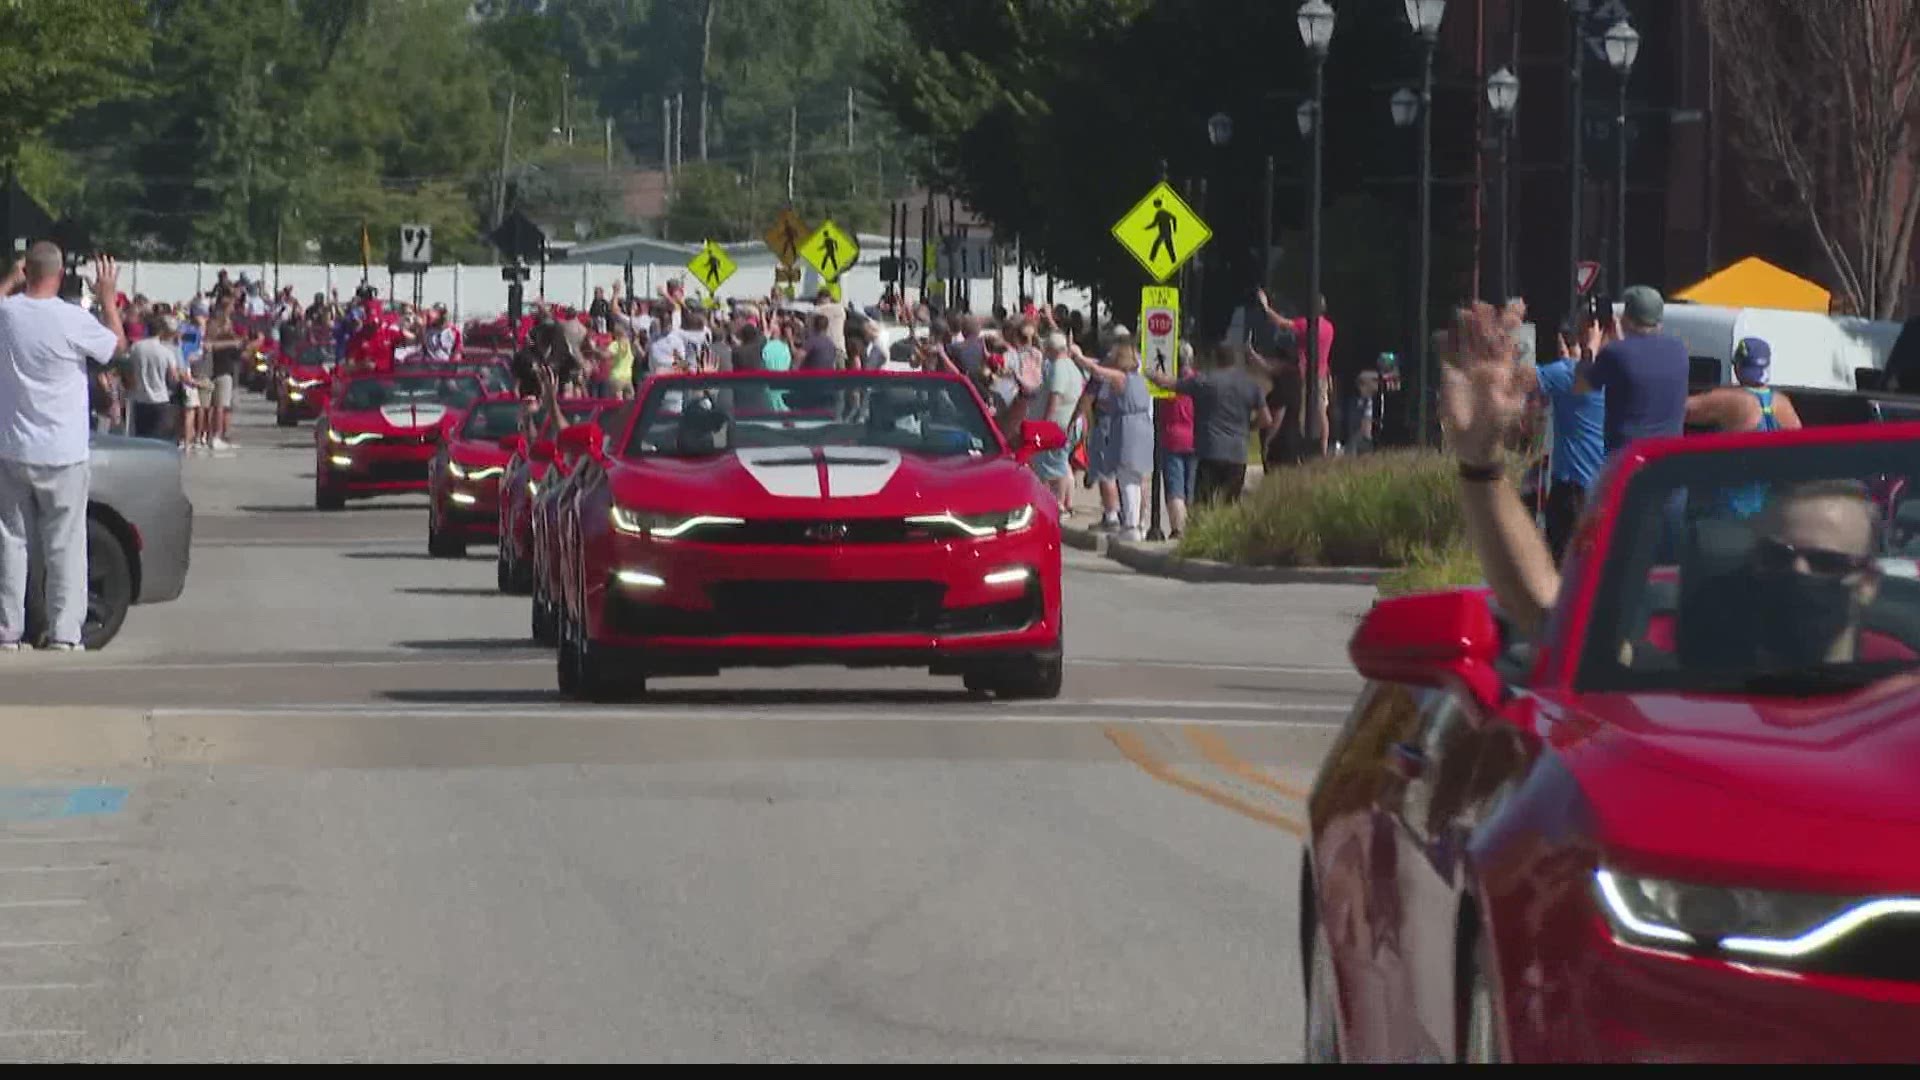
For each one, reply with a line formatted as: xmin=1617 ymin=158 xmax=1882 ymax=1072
xmin=1147 ymin=200 xmax=1178 ymax=265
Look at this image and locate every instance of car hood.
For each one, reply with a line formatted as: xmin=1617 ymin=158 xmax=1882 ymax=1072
xmin=608 ymin=446 xmax=1036 ymax=516
xmin=448 ymin=440 xmax=511 ymax=469
xmin=1563 ymin=679 xmax=1920 ymax=891
xmin=329 ymin=403 xmax=451 ymax=433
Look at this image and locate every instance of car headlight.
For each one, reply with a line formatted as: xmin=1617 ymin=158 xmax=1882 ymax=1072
xmin=328 ymin=429 xmax=379 ymax=445
xmin=290 ymin=377 xmax=323 ymax=390
xmin=905 ymin=504 xmax=1035 ymax=538
xmin=449 ymin=462 xmax=503 ymax=481
xmin=610 ymin=506 xmax=746 ymax=539
xmin=1592 ymin=868 xmax=1915 ymax=957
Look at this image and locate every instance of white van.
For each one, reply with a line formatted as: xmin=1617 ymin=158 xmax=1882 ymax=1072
xmin=1653 ymin=302 xmax=1904 ymax=392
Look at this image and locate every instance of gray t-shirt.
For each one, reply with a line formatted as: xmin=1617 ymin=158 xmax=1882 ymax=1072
xmin=1176 ymin=366 xmax=1267 ymax=463
xmin=127 ymin=337 xmax=182 ymax=404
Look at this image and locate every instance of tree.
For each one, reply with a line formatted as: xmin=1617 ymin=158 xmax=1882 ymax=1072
xmin=0 ymin=0 xmax=149 ymax=173
xmin=1702 ymin=0 xmax=1920 ymax=319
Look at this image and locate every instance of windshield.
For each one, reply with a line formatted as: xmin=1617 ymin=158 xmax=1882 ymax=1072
xmin=462 ymin=365 xmax=513 ymax=393
xmin=621 ymin=374 xmax=998 ymax=459
xmin=1580 ymin=436 xmax=1920 ymax=695
xmin=461 ymin=400 xmax=524 ymax=440
xmin=296 ymin=347 xmax=333 ymax=369
xmin=337 ymin=374 xmax=483 ymax=412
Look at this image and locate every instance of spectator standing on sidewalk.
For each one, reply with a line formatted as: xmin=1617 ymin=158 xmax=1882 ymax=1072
xmin=1147 ymin=343 xmax=1272 ymax=507
xmin=1070 ymin=340 xmax=1154 ymax=541
xmin=1532 ymin=324 xmax=1606 ymax=561
xmin=0 ymin=245 xmax=126 ymax=651
xmin=126 ymin=313 xmax=186 ymax=441
xmin=1153 ymin=340 xmax=1199 ymax=538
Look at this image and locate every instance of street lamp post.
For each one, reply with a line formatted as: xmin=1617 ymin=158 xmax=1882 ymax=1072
xmin=1604 ymin=18 xmax=1640 ymax=294
xmin=1568 ymin=0 xmax=1589 ymax=319
xmin=1404 ymin=0 xmax=1445 ymax=446
xmin=1486 ymin=66 xmax=1520 ymax=303
xmin=1297 ymin=0 xmax=1335 ymax=459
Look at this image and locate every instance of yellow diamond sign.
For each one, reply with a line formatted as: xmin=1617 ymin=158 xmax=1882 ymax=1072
xmin=764 ymin=208 xmax=808 ymax=267
xmin=1111 ymin=180 xmax=1212 ymax=283
xmin=799 ymin=219 xmax=859 ymax=282
xmin=687 ymin=239 xmax=737 ymax=295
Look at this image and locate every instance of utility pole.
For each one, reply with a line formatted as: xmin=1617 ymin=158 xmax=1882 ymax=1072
xmin=604 ymin=116 xmax=613 ymax=172
xmin=699 ymin=0 xmax=716 ymax=162
xmin=674 ymin=93 xmax=685 ymax=172
xmin=847 ymin=86 xmax=857 ymax=202
xmin=786 ymin=104 xmax=798 ymax=205
xmin=562 ymin=68 xmax=572 ymax=145
xmin=662 ymin=96 xmax=673 ymax=182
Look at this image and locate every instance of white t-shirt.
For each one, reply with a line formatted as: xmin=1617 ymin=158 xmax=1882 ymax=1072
xmin=0 ymin=295 xmax=119 ymax=466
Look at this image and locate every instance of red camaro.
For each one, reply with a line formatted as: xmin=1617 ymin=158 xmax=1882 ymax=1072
xmin=548 ymin=369 xmax=1066 ymax=701
xmin=1303 ymin=420 xmax=1920 ymax=1064
xmin=427 ymin=394 xmax=524 ymax=557
xmin=314 ymin=369 xmax=485 ymax=510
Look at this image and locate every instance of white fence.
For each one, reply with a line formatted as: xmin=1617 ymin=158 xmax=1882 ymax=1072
xmin=113 ymin=261 xmax=1096 ymax=323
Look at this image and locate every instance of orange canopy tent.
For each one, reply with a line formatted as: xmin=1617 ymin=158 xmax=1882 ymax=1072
xmin=1673 ymin=256 xmax=1832 ymax=314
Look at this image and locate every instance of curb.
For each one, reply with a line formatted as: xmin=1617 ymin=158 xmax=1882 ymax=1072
xmin=1061 ymin=523 xmax=1389 ymax=586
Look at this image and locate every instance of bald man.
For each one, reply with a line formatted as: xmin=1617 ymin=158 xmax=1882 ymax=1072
xmin=0 ymin=243 xmax=126 ymax=651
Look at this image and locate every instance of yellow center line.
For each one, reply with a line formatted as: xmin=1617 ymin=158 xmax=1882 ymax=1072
xmin=1181 ymin=725 xmax=1311 ymax=801
xmin=1103 ymin=727 xmax=1305 ymax=837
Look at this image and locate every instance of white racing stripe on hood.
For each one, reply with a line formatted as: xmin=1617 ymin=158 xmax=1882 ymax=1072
xmin=736 ymin=447 xmax=821 ymax=498
xmin=820 ymin=448 xmax=900 ymax=497
xmin=380 ymin=403 xmax=446 ymax=428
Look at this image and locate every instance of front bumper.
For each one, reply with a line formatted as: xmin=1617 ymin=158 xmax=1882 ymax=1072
xmin=280 ymin=385 xmax=328 ymax=418
xmin=131 ymin=490 xmax=193 ymax=605
xmin=586 ymin=527 xmax=1061 ymax=671
xmin=437 ymin=481 xmax=502 ymax=538
xmin=321 ymin=442 xmax=436 ymax=493
xmin=1525 ymin=919 xmax=1920 ymax=1063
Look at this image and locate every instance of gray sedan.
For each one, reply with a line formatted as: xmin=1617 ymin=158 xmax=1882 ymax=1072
xmin=23 ymin=432 xmax=193 ymax=650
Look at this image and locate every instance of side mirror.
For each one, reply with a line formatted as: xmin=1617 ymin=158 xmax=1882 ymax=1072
xmin=1016 ymin=420 xmax=1068 ymax=461
xmin=500 ymin=434 xmax=526 ymax=455
xmin=1348 ymin=589 xmax=1504 ymax=707
xmin=557 ymin=422 xmax=603 ymax=459
xmin=529 ymin=439 xmax=557 ymax=464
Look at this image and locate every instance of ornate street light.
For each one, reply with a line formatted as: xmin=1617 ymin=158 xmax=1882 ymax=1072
xmin=1297 ymin=0 xmax=1335 ymax=56
xmin=1390 ymin=87 xmax=1420 ymax=128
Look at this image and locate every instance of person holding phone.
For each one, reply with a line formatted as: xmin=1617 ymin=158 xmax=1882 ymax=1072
xmin=1532 ymin=320 xmax=1606 ymax=561
xmin=1572 ymin=285 xmax=1690 ymax=456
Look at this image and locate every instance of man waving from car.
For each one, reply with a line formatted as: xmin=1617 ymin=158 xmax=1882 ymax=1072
xmin=1438 ymin=302 xmax=1884 ymax=672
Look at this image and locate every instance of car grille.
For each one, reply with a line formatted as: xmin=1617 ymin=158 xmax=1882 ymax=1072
xmin=706 ymin=518 xmax=937 ymax=545
xmin=606 ymin=580 xmax=1040 ymax=638
xmin=364 ymin=459 xmax=428 ymax=483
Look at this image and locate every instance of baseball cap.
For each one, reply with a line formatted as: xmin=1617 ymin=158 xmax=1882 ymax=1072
xmin=1734 ymin=337 xmax=1772 ymax=384
xmin=1621 ymin=285 xmax=1664 ymax=327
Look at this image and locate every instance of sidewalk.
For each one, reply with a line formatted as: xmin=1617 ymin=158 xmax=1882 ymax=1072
xmin=1059 ymin=464 xmax=1388 ymax=586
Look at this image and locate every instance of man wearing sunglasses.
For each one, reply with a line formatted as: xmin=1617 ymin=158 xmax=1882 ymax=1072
xmin=1741 ymin=479 xmax=1883 ymax=667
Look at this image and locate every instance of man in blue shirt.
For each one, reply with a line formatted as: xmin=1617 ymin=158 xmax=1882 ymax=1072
xmin=1534 ymin=324 xmax=1606 ymax=561
xmin=1576 ymin=285 xmax=1689 ymax=454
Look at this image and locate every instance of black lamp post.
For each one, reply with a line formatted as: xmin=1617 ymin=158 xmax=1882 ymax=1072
xmin=1403 ymin=0 xmax=1445 ymax=447
xmin=1486 ymin=66 xmax=1520 ymax=303
xmin=1296 ymin=0 xmax=1335 ymax=457
xmin=1604 ymin=17 xmax=1640 ymax=294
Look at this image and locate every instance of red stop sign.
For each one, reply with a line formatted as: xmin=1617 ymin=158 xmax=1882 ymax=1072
xmin=1147 ymin=312 xmax=1174 ymax=336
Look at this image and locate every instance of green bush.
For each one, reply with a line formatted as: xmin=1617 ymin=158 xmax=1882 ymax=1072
xmin=1177 ymin=448 xmax=1495 ymax=570
xmin=1375 ymin=541 xmax=1484 ymax=597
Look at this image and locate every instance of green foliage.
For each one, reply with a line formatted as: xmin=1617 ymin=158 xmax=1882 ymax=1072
xmin=1375 ymin=542 xmax=1483 ymax=598
xmin=1175 ymin=449 xmax=1485 ymax=569
xmin=0 ymin=0 xmax=149 ymax=169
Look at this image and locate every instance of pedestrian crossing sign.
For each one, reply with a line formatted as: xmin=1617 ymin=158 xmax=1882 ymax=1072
xmin=799 ymin=219 xmax=858 ymax=283
xmin=764 ymin=208 xmax=808 ymax=268
xmin=688 ymin=239 xmax=736 ymax=295
xmin=1112 ymin=180 xmax=1212 ymax=283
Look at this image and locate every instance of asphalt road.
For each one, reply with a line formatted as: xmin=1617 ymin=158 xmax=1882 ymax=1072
xmin=0 ymin=396 xmax=1377 ymax=1063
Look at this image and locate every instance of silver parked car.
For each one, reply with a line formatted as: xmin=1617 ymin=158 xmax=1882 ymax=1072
xmin=24 ymin=432 xmax=193 ymax=650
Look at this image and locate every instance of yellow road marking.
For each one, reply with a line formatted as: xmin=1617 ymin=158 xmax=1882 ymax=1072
xmin=1104 ymin=727 xmax=1305 ymax=836
xmin=1182 ymin=725 xmax=1311 ymax=801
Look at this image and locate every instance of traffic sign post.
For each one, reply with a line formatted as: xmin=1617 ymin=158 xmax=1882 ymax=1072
xmin=1140 ymin=285 xmax=1182 ymax=542
xmin=397 ymin=224 xmax=432 ymax=308
xmin=1140 ymin=286 xmax=1182 ymax=400
xmin=799 ymin=219 xmax=859 ymax=283
xmin=688 ymin=239 xmax=737 ymax=297
xmin=1112 ymin=180 xmax=1212 ymax=283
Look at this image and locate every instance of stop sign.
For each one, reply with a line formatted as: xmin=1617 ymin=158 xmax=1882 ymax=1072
xmin=1147 ymin=312 xmax=1174 ymax=336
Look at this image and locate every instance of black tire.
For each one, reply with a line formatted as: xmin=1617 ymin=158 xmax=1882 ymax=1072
xmin=83 ymin=517 xmax=134 ymax=651
xmin=276 ymin=410 xmax=296 ymax=428
xmin=1303 ymin=906 xmax=1342 ymax=1063
xmin=427 ymin=521 xmax=465 ymax=559
xmin=315 ymin=485 xmax=345 ymax=511
xmin=497 ymin=551 xmax=513 ymax=592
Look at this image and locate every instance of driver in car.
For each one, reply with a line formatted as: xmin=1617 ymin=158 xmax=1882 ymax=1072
xmin=1439 ymin=302 xmax=1888 ymax=673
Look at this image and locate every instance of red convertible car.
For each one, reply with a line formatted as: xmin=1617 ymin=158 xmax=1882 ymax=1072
xmin=496 ymin=396 xmax=621 ymax=596
xmin=547 ymin=369 xmax=1066 ymax=701
xmin=275 ymin=344 xmax=337 ymax=426
xmin=314 ymin=369 xmax=485 ymax=510
xmin=1303 ymin=420 xmax=1920 ymax=1063
xmin=427 ymin=394 xmax=524 ymax=557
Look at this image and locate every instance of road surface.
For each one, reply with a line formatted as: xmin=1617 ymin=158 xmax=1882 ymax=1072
xmin=0 ymin=397 xmax=1376 ymax=1062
